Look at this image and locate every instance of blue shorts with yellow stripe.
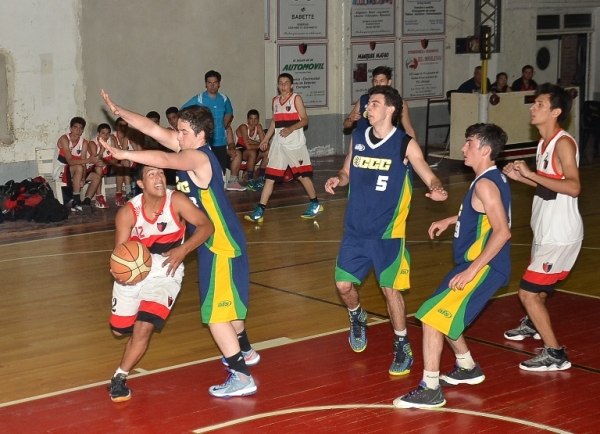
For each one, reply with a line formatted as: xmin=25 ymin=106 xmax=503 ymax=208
xmin=416 ymin=262 xmax=509 ymax=340
xmin=335 ymin=235 xmax=410 ymax=290
xmin=197 ymin=244 xmax=249 ymax=324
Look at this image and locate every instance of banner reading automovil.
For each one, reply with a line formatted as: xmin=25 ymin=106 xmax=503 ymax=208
xmin=351 ymin=41 xmax=395 ymax=104
xmin=278 ymin=43 xmax=328 ymax=108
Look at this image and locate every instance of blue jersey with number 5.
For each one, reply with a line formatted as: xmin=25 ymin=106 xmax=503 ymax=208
xmin=344 ymin=127 xmax=412 ymax=239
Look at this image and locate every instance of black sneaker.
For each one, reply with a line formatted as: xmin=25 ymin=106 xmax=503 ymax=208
xmin=393 ymin=381 xmax=446 ymax=409
xmin=504 ymin=316 xmax=541 ymax=341
xmin=80 ymin=197 xmax=92 ymax=214
xmin=519 ymin=346 xmax=571 ymax=371
xmin=107 ymin=373 xmax=131 ymax=402
xmin=439 ymin=362 xmax=485 ymax=386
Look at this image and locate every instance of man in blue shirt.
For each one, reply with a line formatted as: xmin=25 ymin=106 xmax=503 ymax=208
xmin=181 ymin=70 xmax=234 ymax=176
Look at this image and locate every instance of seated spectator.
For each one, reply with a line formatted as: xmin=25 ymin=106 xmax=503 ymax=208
xmin=85 ymin=123 xmax=115 ymax=208
xmin=165 ymin=106 xmax=179 ymax=130
xmin=52 ymin=116 xmax=98 ymax=213
xmin=491 ymin=72 xmax=512 ymax=93
xmin=457 ymin=66 xmax=491 ymax=93
xmin=112 ymin=117 xmax=141 ymax=206
xmin=225 ymin=125 xmax=246 ymax=191
xmin=235 ymin=110 xmax=268 ymax=191
xmin=511 ymin=65 xmax=538 ymax=91
xmin=144 ymin=111 xmax=162 ymax=150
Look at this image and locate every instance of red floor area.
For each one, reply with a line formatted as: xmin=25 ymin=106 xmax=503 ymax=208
xmin=2 ymin=292 xmax=599 ymax=433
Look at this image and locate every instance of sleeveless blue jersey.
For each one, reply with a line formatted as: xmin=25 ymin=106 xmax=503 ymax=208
xmin=453 ymin=166 xmax=511 ymax=280
xmin=175 ymin=146 xmax=245 ymax=258
xmin=344 ymin=127 xmax=412 ymax=239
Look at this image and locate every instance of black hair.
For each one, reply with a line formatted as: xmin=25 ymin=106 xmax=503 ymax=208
xmin=465 ymin=123 xmax=508 ymax=160
xmin=368 ymin=85 xmax=403 ymax=121
xmin=534 ymin=83 xmax=573 ymax=124
xmin=165 ymin=106 xmax=178 ymax=116
xmin=146 ymin=111 xmax=160 ymax=120
xmin=70 ymin=117 xmax=86 ymax=128
xmin=97 ymin=123 xmax=111 ymax=133
xmin=372 ymin=66 xmax=393 ymax=80
xmin=177 ymin=106 xmax=214 ymax=141
xmin=247 ymin=109 xmax=259 ymax=119
xmin=205 ymin=70 xmax=221 ymax=82
xmin=278 ymin=73 xmax=294 ymax=84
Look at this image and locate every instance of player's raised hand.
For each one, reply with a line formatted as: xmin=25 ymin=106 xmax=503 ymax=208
xmin=101 ymin=89 xmax=120 ymax=116
xmin=98 ymin=136 xmax=127 ymax=160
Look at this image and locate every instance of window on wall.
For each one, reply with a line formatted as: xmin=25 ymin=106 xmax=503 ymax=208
xmin=0 ymin=53 xmax=12 ymax=145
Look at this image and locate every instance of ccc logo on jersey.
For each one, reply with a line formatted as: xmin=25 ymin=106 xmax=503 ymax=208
xmin=352 ymin=156 xmax=392 ymax=171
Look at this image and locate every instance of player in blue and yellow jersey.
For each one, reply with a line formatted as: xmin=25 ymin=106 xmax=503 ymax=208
xmin=325 ymin=86 xmax=447 ymax=377
xmin=395 ymin=123 xmax=511 ymax=409
xmin=100 ymin=90 xmax=260 ymax=399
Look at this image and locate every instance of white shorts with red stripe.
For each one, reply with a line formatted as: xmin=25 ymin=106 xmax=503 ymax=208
xmin=110 ymin=253 xmax=184 ymax=332
xmin=521 ymin=241 xmax=581 ymax=292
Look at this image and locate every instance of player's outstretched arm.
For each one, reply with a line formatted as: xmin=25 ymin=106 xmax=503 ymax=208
xmin=160 ymin=191 xmax=215 ymax=276
xmin=101 ymin=89 xmax=179 ymax=151
xmin=405 ymin=139 xmax=447 ymax=201
xmin=400 ymin=101 xmax=417 ymax=141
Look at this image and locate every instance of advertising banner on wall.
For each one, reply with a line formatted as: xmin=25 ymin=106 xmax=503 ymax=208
xmin=402 ymin=0 xmax=445 ymax=36
xmin=278 ymin=0 xmax=327 ymax=39
xmin=351 ymin=0 xmax=395 ymax=38
xmin=401 ymin=39 xmax=444 ymax=100
xmin=278 ymin=43 xmax=328 ymax=108
xmin=351 ymin=41 xmax=395 ymax=104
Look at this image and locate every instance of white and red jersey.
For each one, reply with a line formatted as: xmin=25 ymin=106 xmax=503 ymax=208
xmin=271 ymin=92 xmax=305 ymax=150
xmin=531 ymin=129 xmax=583 ymax=245
xmin=53 ymin=133 xmax=85 ymax=182
xmin=127 ymin=190 xmax=185 ymax=255
xmin=114 ymin=133 xmax=135 ymax=151
xmin=235 ymin=124 xmax=260 ymax=148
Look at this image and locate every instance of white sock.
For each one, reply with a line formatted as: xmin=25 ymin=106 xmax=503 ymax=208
xmin=394 ymin=329 xmax=407 ymax=337
xmin=348 ymin=305 xmax=361 ymax=313
xmin=456 ymin=351 xmax=476 ymax=370
xmin=114 ymin=367 xmax=129 ymax=377
xmin=422 ymin=370 xmax=439 ymax=389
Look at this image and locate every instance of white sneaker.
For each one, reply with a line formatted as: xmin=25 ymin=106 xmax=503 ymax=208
xmin=208 ymin=369 xmax=257 ymax=398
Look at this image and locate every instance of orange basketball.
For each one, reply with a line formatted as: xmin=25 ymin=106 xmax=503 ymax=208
xmin=110 ymin=241 xmax=152 ymax=284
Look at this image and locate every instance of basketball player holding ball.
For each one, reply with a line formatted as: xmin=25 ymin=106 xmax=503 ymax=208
xmin=108 ymin=163 xmax=214 ymax=402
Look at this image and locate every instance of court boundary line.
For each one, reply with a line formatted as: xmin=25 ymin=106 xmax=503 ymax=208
xmin=191 ymin=404 xmax=572 ymax=434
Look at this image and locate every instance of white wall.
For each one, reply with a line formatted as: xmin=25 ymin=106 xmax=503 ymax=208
xmin=0 ymin=0 xmax=84 ymax=165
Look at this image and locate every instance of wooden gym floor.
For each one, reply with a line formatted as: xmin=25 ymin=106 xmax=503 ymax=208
xmin=0 ymin=154 xmax=599 ymax=433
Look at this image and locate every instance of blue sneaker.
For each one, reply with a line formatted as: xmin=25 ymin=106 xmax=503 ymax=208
xmin=301 ymin=202 xmax=323 ymax=219
xmin=389 ymin=335 xmax=413 ymax=375
xmin=348 ymin=309 xmax=367 ymax=352
xmin=221 ymin=349 xmax=261 ymax=367
xmin=254 ymin=176 xmax=265 ymax=190
xmin=244 ymin=205 xmax=264 ymax=223
xmin=208 ymin=369 xmax=257 ymax=398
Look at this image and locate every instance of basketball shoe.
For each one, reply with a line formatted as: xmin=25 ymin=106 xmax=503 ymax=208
xmin=244 ymin=205 xmax=264 ymax=223
xmin=226 ymin=178 xmax=246 ymax=191
xmin=504 ymin=316 xmax=541 ymax=341
xmin=222 ymin=349 xmax=261 ymax=367
xmin=301 ymin=202 xmax=323 ymax=219
xmin=208 ymin=369 xmax=257 ymax=398
xmin=95 ymin=195 xmax=109 ymax=209
xmin=115 ymin=192 xmax=125 ymax=207
xmin=439 ymin=363 xmax=485 ymax=386
xmin=393 ymin=382 xmax=446 ymax=409
xmin=389 ymin=335 xmax=413 ymax=375
xmin=519 ymin=346 xmax=571 ymax=371
xmin=108 ymin=373 xmax=131 ymax=402
xmin=348 ymin=308 xmax=367 ymax=352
